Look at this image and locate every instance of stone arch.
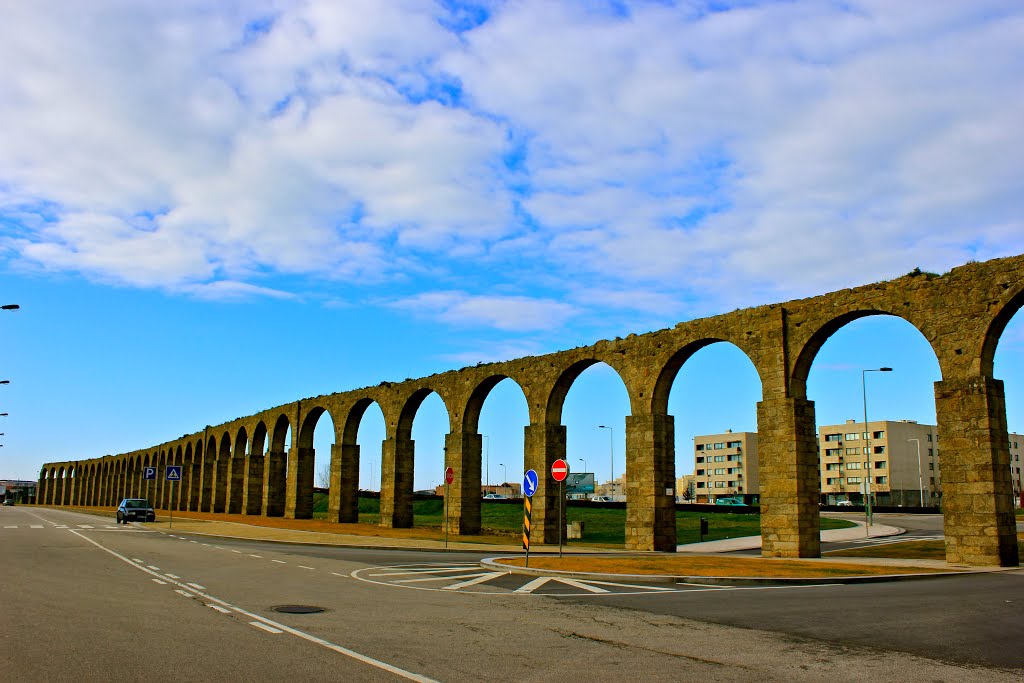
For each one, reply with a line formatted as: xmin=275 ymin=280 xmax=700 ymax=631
xmin=288 ymin=405 xmax=337 ymax=519
xmin=791 ymin=310 xmax=943 ymax=400
xmin=213 ymin=431 xmax=231 ymax=513
xmin=330 ymin=398 xmax=384 ymax=523
xmin=227 ymin=426 xmax=248 ymax=514
xmin=981 ymin=286 xmax=1024 ymax=378
xmin=246 ymin=421 xmax=267 ymax=515
xmin=264 ymin=414 xmax=290 ymax=517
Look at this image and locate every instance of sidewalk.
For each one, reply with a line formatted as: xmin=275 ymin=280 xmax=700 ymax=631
xmin=676 ymin=519 xmax=903 ymax=553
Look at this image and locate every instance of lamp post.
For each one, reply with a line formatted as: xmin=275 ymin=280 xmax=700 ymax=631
xmin=578 ymin=457 xmax=586 ymax=475
xmin=497 ymin=462 xmax=507 ymax=489
xmin=862 ymin=367 xmax=892 ymax=533
xmin=598 ymin=425 xmax=614 ymax=488
xmin=483 ymin=435 xmax=490 ymax=488
xmin=908 ymin=438 xmax=924 ymax=507
xmin=2 ymin=304 xmax=20 ymax=310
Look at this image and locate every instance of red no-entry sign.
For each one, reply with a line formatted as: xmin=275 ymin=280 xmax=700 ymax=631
xmin=551 ymin=458 xmax=569 ymax=482
xmin=444 ymin=467 xmax=454 ymax=485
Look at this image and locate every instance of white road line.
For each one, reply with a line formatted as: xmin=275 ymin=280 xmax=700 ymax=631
xmin=208 ymin=604 xmax=231 ymax=614
xmin=166 ymin=574 xmax=180 ymax=579
xmin=249 ymin=554 xmax=262 ymax=558
xmin=55 ymin=525 xmax=69 ymax=529
xmin=31 ymin=525 xmax=44 ymax=529
xmin=442 ymin=572 xmax=506 ymax=591
xmin=250 ymin=622 xmax=283 ymax=635
xmin=152 ymin=579 xmax=167 ymax=585
xmin=395 ymin=574 xmax=471 ymax=585
xmin=298 ymin=565 xmax=315 ymax=571
xmin=330 ymin=573 xmax=347 ymax=578
xmin=78 ymin=525 xmax=94 ymax=529
xmin=67 ymin=529 xmax=439 ymax=683
xmin=371 ymin=567 xmax=476 ymax=577
xmin=515 ymin=577 xmax=552 ymax=593
xmin=581 ymin=580 xmax=674 ymax=592
xmin=147 ymin=565 xmax=160 ymax=571
xmin=175 ymin=589 xmax=195 ymax=598
xmin=3 ymin=525 xmax=16 ymax=529
xmin=187 ymin=583 xmax=206 ymax=590
xmin=272 ymin=560 xmax=286 ymax=564
xmin=190 ymin=540 xmax=198 ymax=543
xmin=231 ymin=550 xmax=242 ymax=554
xmin=556 ymin=578 xmax=609 ymax=593
xmin=132 ymin=558 xmax=144 ymax=563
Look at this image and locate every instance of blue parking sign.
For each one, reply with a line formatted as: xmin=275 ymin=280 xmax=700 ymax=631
xmin=142 ymin=467 xmax=157 ymax=480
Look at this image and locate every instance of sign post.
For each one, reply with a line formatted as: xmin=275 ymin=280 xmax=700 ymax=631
xmin=522 ymin=469 xmax=539 ymax=567
xmin=444 ymin=466 xmax=454 ymax=550
xmin=165 ymin=466 xmax=182 ymax=529
xmin=142 ymin=467 xmax=156 ymax=513
xmin=551 ymin=459 xmax=569 ymax=558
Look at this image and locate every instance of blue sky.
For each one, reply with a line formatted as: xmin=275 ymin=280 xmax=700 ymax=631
xmin=2 ymin=1 xmax=1023 ymax=489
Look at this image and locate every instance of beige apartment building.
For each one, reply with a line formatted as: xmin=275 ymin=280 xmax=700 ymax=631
xmin=693 ymin=430 xmax=759 ymax=504
xmin=819 ymin=419 xmax=941 ymax=506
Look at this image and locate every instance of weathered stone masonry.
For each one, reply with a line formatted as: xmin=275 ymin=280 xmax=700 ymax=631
xmin=39 ymin=255 xmax=1024 ymax=566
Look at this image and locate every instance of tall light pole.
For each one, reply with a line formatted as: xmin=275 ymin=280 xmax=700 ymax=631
xmin=598 ymin=425 xmax=614 ymax=487
xmin=578 ymin=457 xmax=586 ymax=475
xmin=482 ymin=435 xmax=489 ymax=488
xmin=862 ymin=367 xmax=892 ymax=533
xmin=908 ymin=438 xmax=924 ymax=507
xmin=498 ymin=463 xmax=507 ymax=490
xmin=2 ymin=304 xmax=19 ymax=311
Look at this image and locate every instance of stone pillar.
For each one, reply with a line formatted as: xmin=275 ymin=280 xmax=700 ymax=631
xmin=330 ymin=443 xmax=360 ymax=523
xmin=243 ymin=456 xmax=264 ymax=515
xmin=524 ymin=423 xmax=566 ymax=544
xmin=625 ymin=414 xmax=677 ymax=551
xmin=445 ymin=432 xmax=482 ymax=535
xmin=199 ymin=455 xmax=214 ymax=512
xmin=263 ymin=450 xmax=287 ymax=517
xmin=285 ymin=446 xmax=314 ymax=519
xmin=757 ymin=397 xmax=821 ymax=558
xmin=188 ymin=460 xmax=201 ymax=511
xmin=213 ymin=456 xmax=228 ymax=513
xmin=379 ymin=433 xmax=414 ymax=528
xmin=227 ymin=456 xmax=244 ymax=514
xmin=935 ymin=376 xmax=1019 ymax=566
xmin=54 ymin=477 xmax=64 ymax=507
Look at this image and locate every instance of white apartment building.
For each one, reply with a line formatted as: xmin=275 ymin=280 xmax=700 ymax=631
xmin=693 ymin=430 xmax=759 ymax=504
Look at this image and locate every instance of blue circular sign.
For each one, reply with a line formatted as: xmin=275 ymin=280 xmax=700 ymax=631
xmin=523 ymin=469 xmax=539 ymax=497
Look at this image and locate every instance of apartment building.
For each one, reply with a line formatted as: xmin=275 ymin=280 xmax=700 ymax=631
xmin=693 ymin=430 xmax=759 ymax=504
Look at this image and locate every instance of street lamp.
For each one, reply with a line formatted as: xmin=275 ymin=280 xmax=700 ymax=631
xmin=497 ymin=463 xmax=507 ymax=488
xmin=578 ymin=457 xmax=587 ymax=475
xmin=482 ymin=435 xmax=490 ymax=488
xmin=908 ymin=438 xmax=924 ymax=507
xmin=2 ymin=304 xmax=19 ymax=310
xmin=862 ymin=367 xmax=892 ymax=533
xmin=598 ymin=425 xmax=614 ymax=486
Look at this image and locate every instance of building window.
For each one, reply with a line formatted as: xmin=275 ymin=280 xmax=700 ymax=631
xmin=714 ymin=468 xmax=726 ymax=475
xmin=825 ymin=448 xmax=841 ymax=457
xmin=875 ymin=461 xmax=886 ymax=469
xmin=847 ymin=477 xmax=862 ymax=484
xmin=845 ymin=433 xmax=860 ymax=441
xmin=927 ymin=434 xmax=933 ymax=442
xmin=713 ymin=442 xmax=724 ymax=450
xmin=928 ymin=462 xmax=934 ymax=470
xmin=845 ymin=447 xmax=858 ymax=455
xmin=696 ymin=469 xmax=705 ymax=476
xmin=928 ymin=448 xmax=934 ymax=456
xmin=826 ymin=463 xmax=841 ymax=471
xmin=875 ymin=476 xmax=887 ymax=485
xmin=825 ymin=478 xmax=838 ymax=485
xmin=825 ymin=433 xmax=842 ymax=442
xmin=695 ymin=444 xmax=705 ymax=451
xmin=847 ymin=462 xmax=861 ymax=470
xmin=714 ymin=455 xmax=725 ymax=462
xmin=929 ymin=477 xmax=935 ymax=485
xmin=728 ymin=481 xmax=738 ymax=487
xmin=697 ymin=482 xmax=705 ymax=488
xmin=714 ymin=481 xmax=726 ymax=488
xmin=726 ymin=440 xmax=741 ymax=448
xmin=872 ymin=430 xmax=885 ymax=439
xmin=728 ymin=455 xmax=742 ymax=462
xmin=873 ymin=445 xmax=885 ymax=454
xmin=696 ymin=456 xmax=704 ymax=463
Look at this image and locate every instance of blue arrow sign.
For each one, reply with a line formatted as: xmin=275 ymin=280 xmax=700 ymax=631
xmin=523 ymin=469 xmax=539 ymax=497
xmin=142 ymin=467 xmax=157 ymax=481
xmin=165 ymin=465 xmax=183 ymax=482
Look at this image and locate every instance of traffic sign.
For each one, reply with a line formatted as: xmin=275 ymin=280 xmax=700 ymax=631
xmin=551 ymin=459 xmax=569 ymax=482
xmin=165 ymin=465 xmax=182 ymax=481
xmin=444 ymin=466 xmax=454 ymax=485
xmin=523 ymin=469 xmax=539 ymax=497
xmin=142 ymin=467 xmax=157 ymax=481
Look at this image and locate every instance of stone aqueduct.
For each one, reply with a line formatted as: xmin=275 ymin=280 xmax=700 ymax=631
xmin=39 ymin=254 xmax=1024 ymax=566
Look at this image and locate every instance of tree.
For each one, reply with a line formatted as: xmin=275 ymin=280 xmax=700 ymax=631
xmin=317 ymin=463 xmax=331 ymax=489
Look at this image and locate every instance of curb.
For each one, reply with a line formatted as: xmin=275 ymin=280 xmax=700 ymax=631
xmin=478 ymin=557 xmax=1008 ymax=586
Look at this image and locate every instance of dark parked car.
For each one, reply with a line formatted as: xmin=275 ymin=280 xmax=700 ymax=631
xmin=117 ymin=498 xmax=155 ymax=523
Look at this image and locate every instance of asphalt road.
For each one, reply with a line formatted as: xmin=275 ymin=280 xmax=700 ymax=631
xmin=3 ymin=506 xmax=1022 ymax=682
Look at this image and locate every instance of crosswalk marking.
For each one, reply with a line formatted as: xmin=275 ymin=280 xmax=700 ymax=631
xmin=443 ymin=572 xmax=507 ymax=590
xmin=515 ymin=577 xmax=553 ymax=593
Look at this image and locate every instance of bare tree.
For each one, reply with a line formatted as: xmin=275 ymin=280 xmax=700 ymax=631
xmin=317 ymin=463 xmax=331 ymax=489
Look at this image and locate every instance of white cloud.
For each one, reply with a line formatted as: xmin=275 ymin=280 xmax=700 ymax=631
xmin=389 ymin=291 xmax=577 ymax=332
xmin=1 ymin=0 xmax=1022 ymax=326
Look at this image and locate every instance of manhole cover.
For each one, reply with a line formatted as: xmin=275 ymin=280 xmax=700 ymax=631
xmin=271 ymin=605 xmax=325 ymax=614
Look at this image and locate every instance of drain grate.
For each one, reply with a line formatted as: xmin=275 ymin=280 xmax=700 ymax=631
xmin=271 ymin=605 xmax=325 ymax=614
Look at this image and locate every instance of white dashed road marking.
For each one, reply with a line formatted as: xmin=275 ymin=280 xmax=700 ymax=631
xmin=250 ymin=622 xmax=283 ymax=635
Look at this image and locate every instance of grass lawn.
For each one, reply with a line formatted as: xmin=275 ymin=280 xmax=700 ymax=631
xmin=829 ymin=535 xmax=1024 ymax=562
xmin=312 ymin=494 xmax=856 ymax=547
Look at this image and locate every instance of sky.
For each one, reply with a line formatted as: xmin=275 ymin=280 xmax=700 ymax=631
xmin=2 ymin=1 xmax=1023 ymax=491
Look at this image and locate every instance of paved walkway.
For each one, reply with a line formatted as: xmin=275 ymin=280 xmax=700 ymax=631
xmin=676 ymin=518 xmax=903 ymax=553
